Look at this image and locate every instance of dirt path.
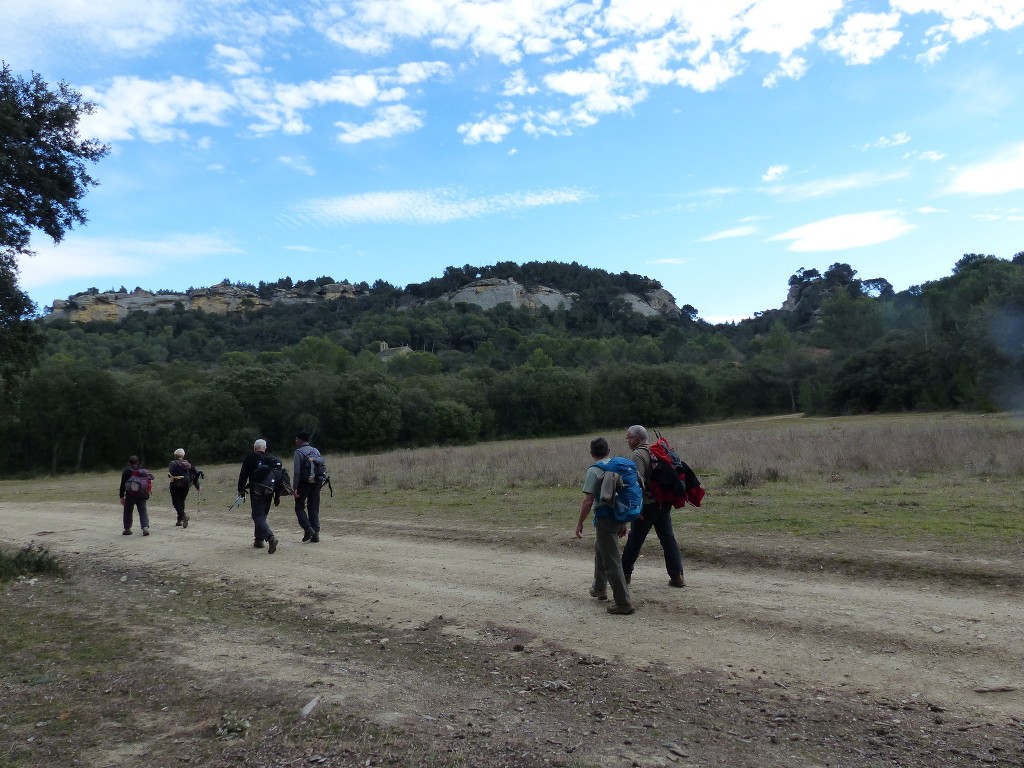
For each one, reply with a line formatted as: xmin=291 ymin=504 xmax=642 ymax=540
xmin=4 ymin=501 xmax=1022 ymax=723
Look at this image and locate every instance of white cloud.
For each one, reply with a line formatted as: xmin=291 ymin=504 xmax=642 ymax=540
xmin=917 ymin=150 xmax=946 ymax=161
xmin=764 ymin=170 xmax=909 ymax=199
xmin=336 ymin=104 xmax=425 ymax=143
xmin=820 ymin=12 xmax=902 ymax=65
xmin=21 ymin=233 xmax=244 ymax=292
xmin=458 ymin=113 xmax=520 ymax=144
xmin=294 ymin=187 xmax=594 ymax=225
xmin=946 ymin=143 xmax=1024 ymax=195
xmin=80 ymin=76 xmax=236 ymax=142
xmin=769 ymin=210 xmax=915 ymax=251
xmin=762 ymin=164 xmax=790 ymax=182
xmin=211 ymin=44 xmax=262 ymax=76
xmin=700 ymin=225 xmax=760 ymax=242
xmin=279 ymin=155 xmax=316 ymax=175
xmin=893 ymin=0 xmax=1024 ymax=43
xmin=864 ymin=131 xmax=911 ymax=150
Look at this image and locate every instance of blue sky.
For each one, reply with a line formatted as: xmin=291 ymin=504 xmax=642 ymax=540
xmin=4 ymin=0 xmax=1023 ymax=323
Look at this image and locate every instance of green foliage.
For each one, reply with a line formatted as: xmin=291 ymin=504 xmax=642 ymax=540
xmin=4 ymin=254 xmax=1024 ymax=474
xmin=0 ymin=543 xmax=65 ymax=582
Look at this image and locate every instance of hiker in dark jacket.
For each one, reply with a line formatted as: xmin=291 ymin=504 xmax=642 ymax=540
xmin=621 ymin=424 xmax=685 ymax=588
xmin=118 ymin=455 xmax=154 ymax=537
xmin=237 ymin=438 xmax=282 ymax=554
xmin=167 ymin=447 xmax=202 ymax=529
xmin=292 ymin=430 xmax=323 ymax=543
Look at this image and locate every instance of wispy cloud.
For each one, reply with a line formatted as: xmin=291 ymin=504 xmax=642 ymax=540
xmin=700 ymin=225 xmax=760 ymax=242
xmin=336 ymin=104 xmax=424 ymax=143
xmin=295 ymin=188 xmax=594 ymax=225
xmin=762 ymin=164 xmax=789 ymax=182
xmin=945 ymin=143 xmax=1024 ymax=195
xmin=279 ymin=155 xmax=315 ymax=175
xmin=820 ymin=12 xmax=902 ymax=65
xmin=864 ymin=131 xmax=910 ymax=150
xmin=764 ymin=170 xmax=908 ymax=199
xmin=21 ymin=233 xmax=244 ymax=291
xmin=769 ymin=210 xmax=914 ymax=252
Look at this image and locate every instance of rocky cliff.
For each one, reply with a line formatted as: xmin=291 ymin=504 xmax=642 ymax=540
xmin=45 ymin=277 xmax=680 ymax=322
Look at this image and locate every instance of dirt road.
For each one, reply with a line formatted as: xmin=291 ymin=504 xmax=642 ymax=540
xmin=5 ymin=499 xmax=1021 ymax=728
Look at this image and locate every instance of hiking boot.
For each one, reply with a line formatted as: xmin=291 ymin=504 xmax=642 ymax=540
xmin=175 ymin=520 xmax=183 ymax=526
xmin=302 ymin=528 xmax=313 ymax=542
xmin=123 ymin=529 xmax=132 ymax=536
xmin=253 ymin=539 xmax=265 ymax=548
xmin=669 ymin=575 xmax=686 ymax=588
xmin=310 ymin=532 xmax=320 ymax=543
xmin=182 ymin=514 xmax=189 ymax=530
xmin=142 ymin=527 xmax=150 ymax=536
xmin=607 ymin=603 xmax=636 ymax=615
xmin=625 ymin=573 xmax=631 ymax=585
xmin=267 ymin=536 xmax=279 ymax=554
xmin=589 ymin=585 xmax=608 ymax=601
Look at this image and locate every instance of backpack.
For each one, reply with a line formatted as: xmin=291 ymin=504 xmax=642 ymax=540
xmin=648 ymin=433 xmax=705 ymax=509
xmin=168 ymin=460 xmax=191 ymax=489
xmin=250 ymin=455 xmax=287 ymax=498
xmin=125 ymin=467 xmax=152 ymax=500
xmin=300 ymin=448 xmax=329 ymax=487
xmin=591 ymin=457 xmax=643 ymax=523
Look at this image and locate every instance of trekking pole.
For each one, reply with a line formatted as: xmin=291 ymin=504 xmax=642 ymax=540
xmin=229 ymin=494 xmax=243 ymax=511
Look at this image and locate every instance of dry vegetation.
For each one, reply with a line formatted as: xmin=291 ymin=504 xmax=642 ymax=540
xmin=2 ymin=412 xmax=1023 ymax=768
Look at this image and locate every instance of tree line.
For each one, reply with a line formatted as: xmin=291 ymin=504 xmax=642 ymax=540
xmin=2 ymin=252 xmax=1023 ymax=475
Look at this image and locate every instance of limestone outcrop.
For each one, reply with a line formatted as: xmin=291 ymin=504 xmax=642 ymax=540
xmin=45 ymin=277 xmax=680 ymax=322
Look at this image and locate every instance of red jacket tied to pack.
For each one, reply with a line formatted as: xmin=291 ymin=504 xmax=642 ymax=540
xmin=647 ymin=435 xmax=705 ymax=509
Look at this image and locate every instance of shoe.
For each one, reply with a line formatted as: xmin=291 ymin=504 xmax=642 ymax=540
xmin=142 ymin=528 xmax=150 ymax=536
xmin=625 ymin=573 xmax=631 ymax=585
xmin=310 ymin=532 xmax=320 ymax=543
xmin=175 ymin=520 xmax=183 ymax=526
xmin=123 ymin=529 xmax=132 ymax=536
xmin=253 ymin=539 xmax=265 ymax=548
xmin=182 ymin=514 xmax=189 ymax=529
xmin=607 ymin=603 xmax=636 ymax=615
xmin=302 ymin=528 xmax=313 ymax=542
xmin=589 ymin=586 xmax=608 ymax=601
xmin=669 ymin=575 xmax=686 ymax=588
xmin=267 ymin=536 xmax=278 ymax=554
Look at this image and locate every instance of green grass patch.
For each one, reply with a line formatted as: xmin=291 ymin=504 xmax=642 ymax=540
xmin=0 ymin=543 xmax=66 ymax=583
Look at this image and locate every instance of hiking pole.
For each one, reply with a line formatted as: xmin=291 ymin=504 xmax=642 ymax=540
xmin=229 ymin=494 xmax=243 ymax=511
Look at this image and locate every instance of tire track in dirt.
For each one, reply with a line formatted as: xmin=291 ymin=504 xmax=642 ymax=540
xmin=5 ymin=502 xmax=1022 ymax=721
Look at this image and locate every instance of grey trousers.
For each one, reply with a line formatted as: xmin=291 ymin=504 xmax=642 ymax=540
xmin=592 ymin=515 xmax=632 ymax=607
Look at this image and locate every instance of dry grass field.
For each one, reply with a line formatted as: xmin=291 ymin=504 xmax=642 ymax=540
xmin=1 ymin=412 xmax=1023 ymax=767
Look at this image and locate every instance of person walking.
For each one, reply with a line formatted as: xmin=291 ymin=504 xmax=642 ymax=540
xmin=237 ymin=438 xmax=283 ymax=554
xmin=292 ymin=430 xmax=323 ymax=542
xmin=621 ymin=425 xmax=686 ymax=588
xmin=574 ymin=437 xmax=635 ymax=615
xmin=118 ymin=455 xmax=154 ymax=536
xmin=167 ymin=447 xmax=202 ymax=529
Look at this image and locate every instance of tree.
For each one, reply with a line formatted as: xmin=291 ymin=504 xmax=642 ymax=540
xmin=0 ymin=64 xmax=108 ymax=395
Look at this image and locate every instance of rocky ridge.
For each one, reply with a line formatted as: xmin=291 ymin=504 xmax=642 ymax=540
xmin=45 ymin=277 xmax=680 ymax=322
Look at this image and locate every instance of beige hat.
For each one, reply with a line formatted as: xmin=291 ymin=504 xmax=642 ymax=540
xmin=173 ymin=448 xmax=186 ymax=458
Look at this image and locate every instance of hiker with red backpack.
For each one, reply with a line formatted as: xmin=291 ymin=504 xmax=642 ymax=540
xmin=622 ymin=425 xmax=686 ymax=588
xmin=118 ymin=455 xmax=154 ymax=536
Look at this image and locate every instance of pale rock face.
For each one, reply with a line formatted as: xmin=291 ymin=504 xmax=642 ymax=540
xmin=46 ymin=277 xmax=681 ymax=322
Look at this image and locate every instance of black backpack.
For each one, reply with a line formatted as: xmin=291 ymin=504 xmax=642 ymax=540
xmin=300 ymin=448 xmax=329 ymax=487
xmin=250 ymin=455 xmax=287 ymax=498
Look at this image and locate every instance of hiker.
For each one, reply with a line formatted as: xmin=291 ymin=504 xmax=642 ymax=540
xmin=167 ymin=447 xmax=202 ymax=529
xmin=118 ymin=455 xmax=154 ymax=537
xmin=574 ymin=437 xmax=635 ymax=615
xmin=622 ymin=424 xmax=686 ymax=587
xmin=237 ymin=438 xmax=284 ymax=554
xmin=292 ymin=430 xmax=322 ymax=543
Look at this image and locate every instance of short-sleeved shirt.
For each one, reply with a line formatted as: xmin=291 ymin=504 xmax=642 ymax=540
xmin=583 ymin=458 xmax=613 ymax=518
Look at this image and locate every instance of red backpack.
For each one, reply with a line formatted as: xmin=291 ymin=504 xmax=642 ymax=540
xmin=647 ymin=433 xmax=705 ymax=509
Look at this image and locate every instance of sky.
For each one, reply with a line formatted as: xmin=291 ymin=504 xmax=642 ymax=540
xmin=3 ymin=0 xmax=1024 ymax=323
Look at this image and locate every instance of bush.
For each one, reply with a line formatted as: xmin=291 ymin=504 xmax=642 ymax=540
xmin=0 ymin=543 xmax=66 ymax=582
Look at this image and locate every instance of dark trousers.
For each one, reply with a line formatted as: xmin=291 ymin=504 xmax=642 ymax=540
xmin=170 ymin=486 xmax=189 ymax=521
xmin=294 ymin=481 xmax=321 ymax=533
xmin=249 ymin=493 xmax=274 ymax=542
xmin=622 ymin=503 xmax=683 ymax=579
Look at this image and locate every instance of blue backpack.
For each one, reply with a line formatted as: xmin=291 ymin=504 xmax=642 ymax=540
xmin=591 ymin=457 xmax=643 ymax=523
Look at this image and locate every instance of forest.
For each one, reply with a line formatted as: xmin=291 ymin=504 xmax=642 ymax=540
xmin=3 ymin=252 xmax=1023 ymax=475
